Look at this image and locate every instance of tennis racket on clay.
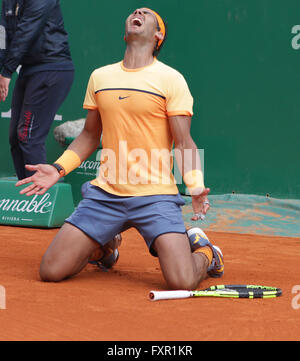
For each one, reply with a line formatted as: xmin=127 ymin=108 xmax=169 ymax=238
xmin=149 ymin=284 xmax=282 ymax=301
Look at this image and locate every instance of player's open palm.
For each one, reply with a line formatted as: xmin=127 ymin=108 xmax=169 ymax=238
xmin=16 ymin=164 xmax=61 ymax=196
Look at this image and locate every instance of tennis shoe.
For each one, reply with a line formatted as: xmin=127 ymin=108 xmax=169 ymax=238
xmin=89 ymin=233 xmax=122 ymax=270
xmin=186 ymin=227 xmax=224 ymax=278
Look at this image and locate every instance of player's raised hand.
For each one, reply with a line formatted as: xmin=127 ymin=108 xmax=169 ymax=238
xmin=16 ymin=164 xmax=61 ymax=196
xmin=190 ymin=187 xmax=210 ymax=221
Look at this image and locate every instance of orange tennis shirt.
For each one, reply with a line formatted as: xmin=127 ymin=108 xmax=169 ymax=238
xmin=83 ymin=58 xmax=194 ymax=196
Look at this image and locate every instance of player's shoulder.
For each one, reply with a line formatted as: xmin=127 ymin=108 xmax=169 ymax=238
xmin=155 ymin=60 xmax=187 ymax=81
xmin=90 ymin=61 xmax=121 ymax=77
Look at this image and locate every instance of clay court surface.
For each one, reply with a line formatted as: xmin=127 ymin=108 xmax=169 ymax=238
xmin=0 ymin=225 xmax=299 ymax=341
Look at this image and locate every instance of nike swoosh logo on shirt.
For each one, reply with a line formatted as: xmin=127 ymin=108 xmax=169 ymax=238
xmin=118 ymin=96 xmax=130 ymax=100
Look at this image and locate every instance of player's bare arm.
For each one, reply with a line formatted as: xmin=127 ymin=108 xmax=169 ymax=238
xmin=168 ymin=115 xmax=210 ymax=219
xmin=16 ymin=109 xmax=102 ymax=196
xmin=68 ymin=109 xmax=102 ymax=160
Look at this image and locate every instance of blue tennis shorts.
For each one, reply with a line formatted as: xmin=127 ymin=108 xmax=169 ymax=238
xmin=65 ymin=181 xmax=186 ymax=256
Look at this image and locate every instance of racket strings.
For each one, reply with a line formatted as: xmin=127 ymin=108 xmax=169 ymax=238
xmin=203 ymin=284 xmax=282 ymax=298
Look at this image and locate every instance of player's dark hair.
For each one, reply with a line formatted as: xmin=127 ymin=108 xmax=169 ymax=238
xmin=153 ymin=19 xmax=168 ymax=57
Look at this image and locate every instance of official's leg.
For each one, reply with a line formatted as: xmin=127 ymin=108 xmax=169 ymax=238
xmin=152 ymin=233 xmax=209 ymax=290
xmin=17 ymin=71 xmax=74 ymax=178
xmin=40 ymin=222 xmax=100 ymax=282
xmin=9 ymin=76 xmax=27 ymax=179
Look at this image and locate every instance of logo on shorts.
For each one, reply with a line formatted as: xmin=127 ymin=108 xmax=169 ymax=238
xmin=118 ymin=96 xmax=130 ymax=100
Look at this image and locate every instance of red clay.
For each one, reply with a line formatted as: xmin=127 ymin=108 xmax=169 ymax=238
xmin=0 ymin=225 xmax=299 ymax=341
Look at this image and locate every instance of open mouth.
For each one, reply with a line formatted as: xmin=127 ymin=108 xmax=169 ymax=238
xmin=132 ymin=17 xmax=143 ymax=27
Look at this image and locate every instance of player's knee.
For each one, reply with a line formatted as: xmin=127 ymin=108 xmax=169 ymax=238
xmin=165 ymin=272 xmax=198 ymax=291
xmin=39 ymin=256 xmax=66 ymax=282
xmin=39 ymin=266 xmax=64 ymax=282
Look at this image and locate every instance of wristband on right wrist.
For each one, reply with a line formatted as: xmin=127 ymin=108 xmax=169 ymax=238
xmin=51 ymin=163 xmax=66 ymax=177
xmin=54 ymin=149 xmax=82 ymax=176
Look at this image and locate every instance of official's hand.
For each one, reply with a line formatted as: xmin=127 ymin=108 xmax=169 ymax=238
xmin=16 ymin=164 xmax=61 ymax=196
xmin=190 ymin=187 xmax=211 ymax=221
xmin=0 ymin=75 xmax=11 ymax=102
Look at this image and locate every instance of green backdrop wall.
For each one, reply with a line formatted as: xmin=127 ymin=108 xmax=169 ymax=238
xmin=0 ymin=0 xmax=299 ymax=199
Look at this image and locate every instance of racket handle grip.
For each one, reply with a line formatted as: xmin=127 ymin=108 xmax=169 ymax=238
xmin=149 ymin=290 xmax=192 ymax=301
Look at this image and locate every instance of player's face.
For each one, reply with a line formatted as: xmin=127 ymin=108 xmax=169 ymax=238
xmin=125 ymin=8 xmax=159 ymax=40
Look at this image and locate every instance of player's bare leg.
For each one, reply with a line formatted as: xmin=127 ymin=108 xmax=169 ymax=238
xmin=40 ymin=222 xmax=100 ymax=282
xmin=153 ymin=233 xmax=209 ymax=290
